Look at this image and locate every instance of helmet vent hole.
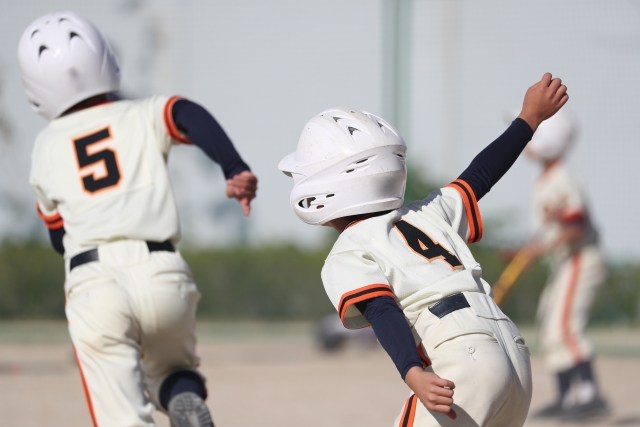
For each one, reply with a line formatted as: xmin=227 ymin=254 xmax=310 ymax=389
xmin=69 ymin=32 xmax=81 ymax=41
xmin=316 ymin=205 xmax=324 ymax=209
xmin=298 ymin=197 xmax=316 ymax=209
xmin=326 ymin=194 xmax=335 ymax=198
xmin=345 ymin=169 xmax=354 ymax=174
xmin=332 ymin=116 xmax=341 ymax=122
xmin=395 ymin=153 xmax=405 ymax=158
xmin=355 ymin=158 xmax=368 ymax=164
xmin=38 ymin=45 xmax=48 ymax=57
xmin=347 ymin=126 xmax=358 ymax=135
xmin=31 ymin=29 xmax=39 ymax=39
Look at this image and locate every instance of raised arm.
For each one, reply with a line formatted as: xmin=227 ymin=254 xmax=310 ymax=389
xmin=458 ymin=73 xmax=568 ymax=201
xmin=171 ymin=100 xmax=258 ymax=215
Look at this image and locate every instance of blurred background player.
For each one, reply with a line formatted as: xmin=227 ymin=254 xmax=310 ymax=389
xmin=279 ymin=73 xmax=567 ymax=426
xmin=522 ymin=110 xmax=609 ymax=420
xmin=18 ymin=11 xmax=257 ymax=427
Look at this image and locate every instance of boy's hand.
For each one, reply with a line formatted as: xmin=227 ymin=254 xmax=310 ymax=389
xmin=404 ymin=366 xmax=457 ymax=420
xmin=226 ymin=170 xmax=258 ymax=216
xmin=518 ymin=73 xmax=568 ymax=132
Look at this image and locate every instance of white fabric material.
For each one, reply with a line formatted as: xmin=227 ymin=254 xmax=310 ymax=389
xmin=536 ymin=245 xmax=607 ymax=372
xmin=30 ymin=96 xmax=182 ymax=258
xmin=322 ymin=186 xmax=485 ymax=329
xmin=394 ymin=293 xmax=532 ymax=427
xmin=65 ymin=241 xmax=202 ymax=427
xmin=533 ymin=161 xmax=598 ymax=263
xmin=17 ymin=12 xmax=121 ymax=120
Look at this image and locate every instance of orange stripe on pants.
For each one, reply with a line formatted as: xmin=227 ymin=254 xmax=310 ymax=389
xmin=561 ymin=253 xmax=583 ymax=363
xmin=72 ymin=346 xmax=99 ymax=427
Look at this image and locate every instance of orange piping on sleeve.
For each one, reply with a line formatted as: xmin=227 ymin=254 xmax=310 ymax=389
xmin=446 ymin=179 xmax=483 ymax=243
xmin=337 ymin=284 xmax=396 ymax=328
xmin=163 ymin=96 xmax=193 ymax=145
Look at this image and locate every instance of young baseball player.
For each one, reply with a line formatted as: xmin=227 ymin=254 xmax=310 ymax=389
xmin=19 ymin=12 xmax=257 ymax=427
xmin=278 ymin=73 xmax=568 ymax=427
xmin=521 ymin=111 xmax=609 ymax=420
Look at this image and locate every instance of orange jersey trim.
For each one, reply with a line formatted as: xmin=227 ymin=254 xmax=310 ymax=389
xmin=560 ymin=210 xmax=586 ymax=225
xmin=417 ymin=344 xmax=431 ymax=368
xmin=446 ymin=179 xmax=483 ymax=243
xmin=337 ymin=284 xmax=396 ymax=327
xmin=399 ymin=394 xmax=418 ymax=427
xmin=72 ymin=346 xmax=99 ymax=427
xmin=163 ymin=96 xmax=192 ymax=145
xmin=562 ymin=253 xmax=584 ymax=363
xmin=36 ymin=203 xmax=64 ymax=230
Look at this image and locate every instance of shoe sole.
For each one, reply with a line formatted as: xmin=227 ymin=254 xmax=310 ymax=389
xmin=169 ymin=392 xmax=214 ymax=427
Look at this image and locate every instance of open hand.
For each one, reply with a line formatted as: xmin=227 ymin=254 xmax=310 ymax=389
xmin=226 ymin=170 xmax=258 ymax=216
xmin=518 ymin=73 xmax=568 ymax=132
xmin=404 ymin=367 xmax=457 ymax=420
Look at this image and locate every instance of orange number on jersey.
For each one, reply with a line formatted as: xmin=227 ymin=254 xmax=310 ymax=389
xmin=395 ymin=220 xmax=463 ymax=270
xmin=73 ymin=127 xmax=121 ymax=194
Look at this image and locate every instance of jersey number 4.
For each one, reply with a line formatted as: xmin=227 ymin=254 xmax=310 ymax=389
xmin=395 ymin=220 xmax=463 ymax=270
xmin=73 ymin=127 xmax=121 ymax=194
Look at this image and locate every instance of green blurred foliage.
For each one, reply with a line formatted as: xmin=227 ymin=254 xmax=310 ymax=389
xmin=0 ymin=244 xmax=65 ymax=318
xmin=404 ymin=164 xmax=441 ymax=204
xmin=0 ymin=167 xmax=638 ymax=324
xmin=183 ymin=245 xmax=333 ymax=319
xmin=0 ymin=243 xmax=638 ymax=324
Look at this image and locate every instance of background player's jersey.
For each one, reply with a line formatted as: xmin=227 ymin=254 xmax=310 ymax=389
xmin=30 ymin=96 xmax=188 ymax=258
xmin=533 ymin=161 xmax=599 ymax=263
xmin=322 ymin=180 xmax=490 ymax=329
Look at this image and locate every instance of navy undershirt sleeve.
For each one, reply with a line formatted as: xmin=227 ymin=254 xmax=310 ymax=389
xmin=48 ymin=227 xmax=65 ymax=256
xmin=457 ymin=118 xmax=533 ymax=201
xmin=171 ymin=99 xmax=250 ymax=179
xmin=355 ymin=296 xmax=423 ymax=380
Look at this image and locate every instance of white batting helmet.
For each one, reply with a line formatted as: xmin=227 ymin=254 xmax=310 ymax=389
xmin=17 ymin=12 xmax=120 ymax=120
xmin=527 ymin=109 xmax=577 ymax=161
xmin=278 ymin=108 xmax=407 ymax=225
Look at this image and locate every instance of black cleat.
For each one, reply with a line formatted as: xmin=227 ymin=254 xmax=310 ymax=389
xmin=561 ymin=397 xmax=610 ymax=421
xmin=532 ymin=401 xmax=564 ymax=418
xmin=168 ymin=392 xmax=214 ymax=427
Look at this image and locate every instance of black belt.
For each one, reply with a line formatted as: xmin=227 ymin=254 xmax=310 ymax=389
xmin=429 ymin=293 xmax=470 ymax=319
xmin=69 ymin=241 xmax=175 ymax=271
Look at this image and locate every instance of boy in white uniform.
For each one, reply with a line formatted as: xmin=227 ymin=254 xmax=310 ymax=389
xmin=278 ymin=73 xmax=568 ymax=426
xmin=19 ymin=12 xmax=257 ymax=427
xmin=522 ymin=112 xmax=608 ymax=420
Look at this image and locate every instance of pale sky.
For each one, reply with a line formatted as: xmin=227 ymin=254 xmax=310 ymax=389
xmin=2 ymin=0 xmax=640 ymax=259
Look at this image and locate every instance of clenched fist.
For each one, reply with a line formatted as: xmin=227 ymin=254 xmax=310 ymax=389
xmin=226 ymin=170 xmax=258 ymax=216
xmin=518 ymin=73 xmax=569 ymax=132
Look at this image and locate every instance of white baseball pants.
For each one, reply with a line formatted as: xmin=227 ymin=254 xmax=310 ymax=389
xmin=64 ymin=240 xmax=203 ymax=427
xmin=396 ymin=292 xmax=532 ymax=427
xmin=536 ymin=245 xmax=607 ymax=373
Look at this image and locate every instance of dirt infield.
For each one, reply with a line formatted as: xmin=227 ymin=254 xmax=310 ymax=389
xmin=1 ymin=322 xmax=639 ymax=427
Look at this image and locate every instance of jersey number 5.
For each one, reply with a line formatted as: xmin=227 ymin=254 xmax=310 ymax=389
xmin=73 ymin=127 xmax=121 ymax=194
xmin=395 ymin=220 xmax=463 ymax=270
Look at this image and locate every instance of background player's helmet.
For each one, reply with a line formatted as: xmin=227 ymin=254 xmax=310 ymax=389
xmin=17 ymin=11 xmax=121 ymax=121
xmin=526 ymin=109 xmax=576 ymax=162
xmin=278 ymin=108 xmax=407 ymax=225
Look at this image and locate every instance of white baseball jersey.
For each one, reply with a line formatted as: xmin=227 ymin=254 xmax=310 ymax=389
xmin=533 ymin=161 xmax=598 ymax=262
xmin=322 ymin=179 xmax=490 ymax=329
xmin=30 ymin=96 xmax=189 ymax=258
